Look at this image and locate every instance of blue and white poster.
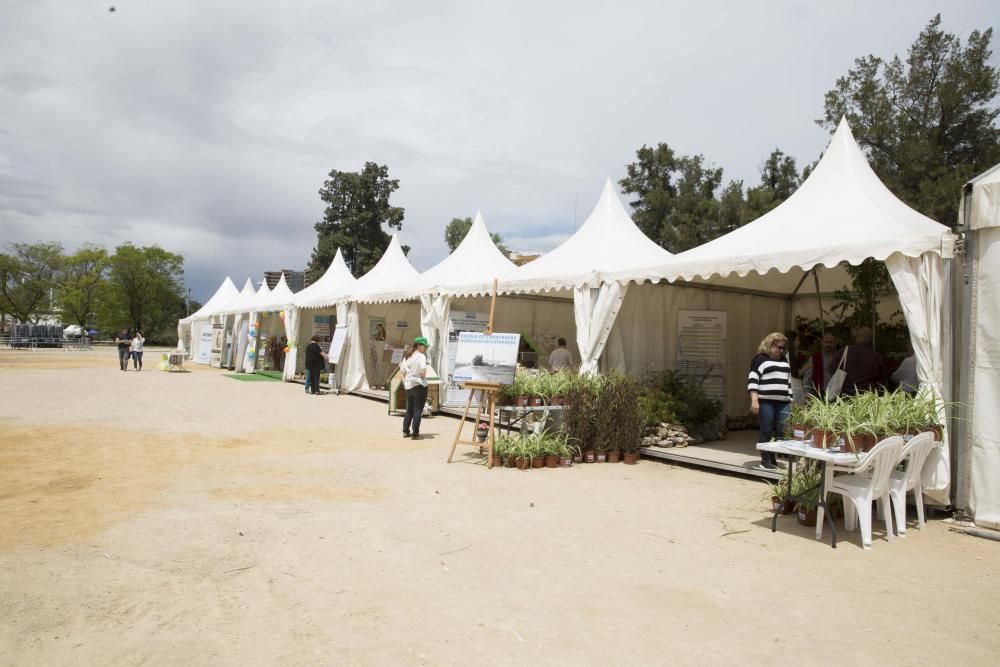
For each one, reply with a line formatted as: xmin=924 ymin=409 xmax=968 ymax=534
xmin=452 ymin=332 xmax=520 ymax=386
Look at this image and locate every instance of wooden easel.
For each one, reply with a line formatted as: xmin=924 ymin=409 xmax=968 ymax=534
xmin=447 ymin=381 xmax=501 ymax=467
xmin=447 ymin=279 xmax=502 ymax=468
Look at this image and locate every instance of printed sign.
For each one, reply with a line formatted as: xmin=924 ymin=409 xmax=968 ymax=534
xmin=395 ymin=320 xmax=408 ymax=329
xmin=329 ymin=325 xmax=348 ymax=364
xmin=195 ymin=328 xmax=213 ymax=364
xmin=452 ymin=332 xmax=521 ymax=386
xmin=445 ymin=312 xmax=490 ymax=406
xmin=677 ymin=310 xmax=727 ymax=411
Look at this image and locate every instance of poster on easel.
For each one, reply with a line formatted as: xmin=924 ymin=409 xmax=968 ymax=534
xmin=444 ymin=311 xmax=489 ymax=406
xmin=676 ymin=310 xmax=727 ymax=412
xmin=453 ymin=332 xmax=520 ymax=385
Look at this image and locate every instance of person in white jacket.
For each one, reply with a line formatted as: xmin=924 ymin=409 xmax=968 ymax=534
xmin=400 ymin=336 xmax=429 ymax=439
xmin=130 ymin=330 xmax=145 ymax=371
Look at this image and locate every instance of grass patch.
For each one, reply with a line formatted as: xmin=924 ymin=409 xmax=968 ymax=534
xmin=224 ymin=373 xmax=281 ymax=382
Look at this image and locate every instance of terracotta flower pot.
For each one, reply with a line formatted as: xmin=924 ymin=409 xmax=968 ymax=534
xmin=844 ymin=432 xmax=877 ymax=453
xmin=607 ymin=450 xmax=621 ymax=463
xmin=531 ymin=456 xmax=545 ymax=468
xmin=584 ymin=450 xmax=596 ymax=463
xmin=797 ymin=506 xmax=818 ymax=527
xmin=791 ymin=423 xmax=808 ymax=441
xmin=559 ymin=456 xmax=572 ymax=467
xmin=811 ymin=430 xmax=838 ymax=449
xmin=531 ymin=396 xmax=546 ymax=407
xmin=623 ymin=452 xmax=638 ymax=465
xmin=515 ymin=457 xmax=530 ymax=470
xmin=544 ymin=454 xmax=558 ymax=468
xmin=490 ymin=455 xmax=502 ymax=467
xmin=572 ymin=453 xmax=582 ymax=464
xmin=596 ymin=452 xmax=607 ymax=463
xmin=771 ymin=497 xmax=795 ymax=515
xmin=516 ymin=396 xmax=530 ymax=407
xmin=549 ymin=396 xmax=566 ymax=406
xmin=505 ymin=456 xmax=518 ymax=468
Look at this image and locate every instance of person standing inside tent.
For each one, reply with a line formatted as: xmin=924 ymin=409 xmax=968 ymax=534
xmin=547 ymin=337 xmax=573 ymax=371
xmin=114 ymin=329 xmax=132 ymax=371
xmin=748 ymin=332 xmax=794 ymax=470
xmin=802 ymin=332 xmax=839 ymax=397
xmin=840 ymin=326 xmax=888 ymax=396
xmin=400 ymin=336 xmax=429 ymax=440
xmin=304 ymin=335 xmax=328 ymax=395
xmin=130 ymin=330 xmax=145 ymax=371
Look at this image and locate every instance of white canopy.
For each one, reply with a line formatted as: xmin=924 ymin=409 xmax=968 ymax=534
xmin=292 ymin=249 xmax=357 ymax=309
xmin=219 ymin=278 xmax=271 ymax=316
xmin=627 ymin=118 xmax=952 ymax=286
xmin=348 ymin=234 xmax=420 ymax=301
xmin=256 ymin=273 xmax=296 ymax=312
xmin=495 ymin=178 xmax=674 ymax=295
xmin=359 ymin=212 xmax=515 ymax=303
xmin=181 ymin=277 xmax=239 ymax=323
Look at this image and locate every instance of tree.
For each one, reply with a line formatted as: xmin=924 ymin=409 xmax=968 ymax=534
xmin=443 ymin=216 xmax=509 ymax=255
xmin=819 ymin=14 xmax=1000 ymax=225
xmin=102 ymin=244 xmax=185 ymax=338
xmin=619 ymin=143 xmax=731 ymax=252
xmin=744 ymin=149 xmax=801 ymax=221
xmin=308 ymin=162 xmax=405 ymax=279
xmin=0 ymin=242 xmax=64 ymax=323
xmin=56 ymin=245 xmax=109 ymax=331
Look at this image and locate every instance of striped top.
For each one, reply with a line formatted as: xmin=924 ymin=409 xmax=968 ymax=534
xmin=747 ymin=353 xmax=793 ymax=402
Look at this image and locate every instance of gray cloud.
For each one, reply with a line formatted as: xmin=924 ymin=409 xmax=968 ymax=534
xmin=1 ymin=1 xmax=996 ymax=301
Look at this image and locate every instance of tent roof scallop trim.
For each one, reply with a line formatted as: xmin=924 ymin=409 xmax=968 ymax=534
xmin=492 ymin=178 xmax=674 ymax=296
xmin=181 ymin=276 xmax=239 ymax=322
xmin=611 ymin=118 xmax=954 ymax=287
xmin=292 ymin=249 xmax=358 ymax=309
xmin=347 ymin=234 xmax=421 ymax=303
xmin=362 ymin=212 xmax=517 ymax=303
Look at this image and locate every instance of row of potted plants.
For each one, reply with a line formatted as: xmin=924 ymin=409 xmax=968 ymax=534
xmin=498 ymin=368 xmax=576 ymax=406
xmin=564 ymin=370 xmax=644 ymax=462
xmin=493 ymin=430 xmax=575 ymax=469
xmin=788 ymin=389 xmax=944 ymax=453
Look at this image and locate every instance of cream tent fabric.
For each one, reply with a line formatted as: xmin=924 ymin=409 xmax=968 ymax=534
xmin=339 ymin=235 xmax=420 ymax=391
xmin=362 ymin=213 xmax=517 ymax=303
xmin=283 ymin=251 xmax=357 ymax=381
xmin=960 ymin=164 xmax=1000 ymax=528
xmin=495 ymin=179 xmax=673 ymax=295
xmin=176 ymin=277 xmax=239 ymax=355
xmin=625 ymin=119 xmax=952 ymax=286
xmin=256 ymin=273 xmax=295 ymax=313
xmin=291 ymin=249 xmax=357 ymax=309
xmin=614 ymin=118 xmax=954 ymax=503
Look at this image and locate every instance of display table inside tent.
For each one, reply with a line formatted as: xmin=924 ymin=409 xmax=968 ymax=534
xmin=387 ymin=364 xmax=440 ymax=414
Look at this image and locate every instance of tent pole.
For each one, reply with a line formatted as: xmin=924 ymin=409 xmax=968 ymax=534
xmin=787 ymin=270 xmax=811 ymax=332
xmin=813 ymin=268 xmax=826 ymax=336
xmin=487 ymin=279 xmax=498 ymax=335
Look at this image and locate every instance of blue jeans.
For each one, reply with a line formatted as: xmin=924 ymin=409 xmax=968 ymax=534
xmin=131 ymin=350 xmax=143 ymax=369
xmin=304 ymin=369 xmax=311 ymax=392
xmin=403 ymin=385 xmax=428 ymax=435
xmin=758 ymin=400 xmax=791 ymax=466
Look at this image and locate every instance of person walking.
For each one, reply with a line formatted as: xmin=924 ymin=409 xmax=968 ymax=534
xmin=130 ymin=330 xmax=145 ymax=370
xmin=304 ymin=335 xmax=328 ymax=395
xmin=400 ymin=335 xmax=429 ymax=439
xmin=114 ymin=329 xmax=132 ymax=371
xmin=748 ymin=332 xmax=794 ymax=470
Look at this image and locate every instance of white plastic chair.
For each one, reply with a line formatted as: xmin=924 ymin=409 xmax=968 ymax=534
xmin=828 ymin=436 xmax=905 ymax=550
xmin=887 ymin=432 xmax=938 ymax=536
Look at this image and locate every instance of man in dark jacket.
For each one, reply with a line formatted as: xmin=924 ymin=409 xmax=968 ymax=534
xmin=114 ymin=330 xmax=132 ymax=371
xmin=841 ymin=326 xmax=887 ymax=395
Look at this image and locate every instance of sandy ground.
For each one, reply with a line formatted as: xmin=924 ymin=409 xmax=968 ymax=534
xmin=0 ymin=348 xmax=998 ymax=666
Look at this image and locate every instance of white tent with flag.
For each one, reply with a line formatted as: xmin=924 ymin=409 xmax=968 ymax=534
xmin=610 ymin=118 xmax=955 ymax=504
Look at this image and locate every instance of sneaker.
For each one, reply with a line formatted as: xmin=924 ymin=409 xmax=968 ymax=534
xmin=402 ymin=432 xmax=411 ymax=438
xmin=758 ymin=462 xmax=778 ymax=471
xmin=410 ymin=434 xmax=422 ymax=441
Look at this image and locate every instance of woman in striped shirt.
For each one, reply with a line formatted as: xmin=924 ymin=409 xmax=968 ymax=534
xmin=748 ymin=332 xmax=793 ymax=470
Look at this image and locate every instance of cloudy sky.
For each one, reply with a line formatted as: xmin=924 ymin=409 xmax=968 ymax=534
xmin=1 ymin=1 xmax=996 ymax=301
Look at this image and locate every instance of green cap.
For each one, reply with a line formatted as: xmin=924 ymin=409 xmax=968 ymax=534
xmin=414 ymin=336 xmax=430 ymax=347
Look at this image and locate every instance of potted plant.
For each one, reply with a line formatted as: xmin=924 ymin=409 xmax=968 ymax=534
xmin=560 ymin=440 xmax=577 ymax=467
xmin=792 ymin=464 xmax=822 ymax=526
xmin=837 ymin=395 xmax=876 ymax=454
xmin=804 ymin=395 xmax=840 ymax=449
xmin=787 ymin=402 xmax=809 ymax=441
xmin=565 ymin=373 xmax=599 ymax=462
xmin=540 ymin=430 xmax=561 ymax=468
xmin=530 ymin=435 xmax=545 ymax=468
xmin=764 ymin=477 xmax=795 ymax=515
xmin=475 ymin=421 xmax=490 ymax=443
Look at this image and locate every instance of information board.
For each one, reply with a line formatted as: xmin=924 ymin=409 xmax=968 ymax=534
xmin=676 ymin=310 xmax=727 ymax=410
xmin=452 ymin=332 xmax=520 ymax=385
xmin=444 ymin=312 xmax=490 ymax=406
xmin=195 ymin=328 xmax=213 ymax=364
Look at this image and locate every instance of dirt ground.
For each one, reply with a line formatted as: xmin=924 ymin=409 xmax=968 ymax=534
xmin=1 ymin=348 xmax=998 ymax=666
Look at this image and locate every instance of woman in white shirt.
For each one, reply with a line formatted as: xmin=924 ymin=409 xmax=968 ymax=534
xmin=130 ymin=330 xmax=145 ymax=371
xmin=400 ymin=336 xmax=429 ymax=439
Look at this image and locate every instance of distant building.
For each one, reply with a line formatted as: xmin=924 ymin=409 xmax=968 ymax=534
xmin=507 ymin=251 xmax=542 ymax=266
xmin=263 ymin=270 xmax=308 ymax=292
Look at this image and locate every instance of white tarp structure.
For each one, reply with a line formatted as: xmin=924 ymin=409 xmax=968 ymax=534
xmin=236 ymin=280 xmax=271 ymax=373
xmin=359 ymin=213 xmax=517 ymax=376
xmin=468 ymin=179 xmax=674 ymax=374
xmin=176 ymin=277 xmax=239 ymax=356
xmin=616 ymin=118 xmax=955 ymax=504
xmin=338 ymin=235 xmax=420 ymax=392
xmin=283 ymin=249 xmax=357 ymax=381
xmin=957 ymin=163 xmax=1000 ymax=528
